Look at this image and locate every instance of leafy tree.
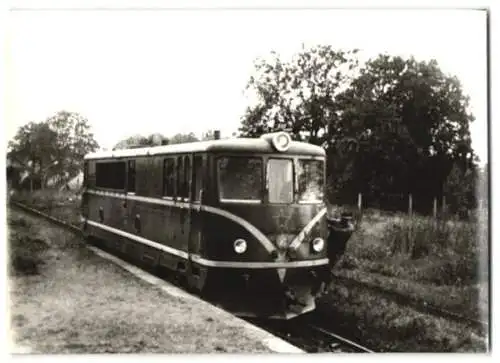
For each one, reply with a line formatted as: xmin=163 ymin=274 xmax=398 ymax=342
xmin=8 ymin=122 xmax=59 ymax=191
xmin=8 ymin=111 xmax=99 ymax=190
xmin=45 ymin=111 xmax=99 ymax=187
xmin=113 ymin=133 xmax=169 ymax=150
xmin=239 ymin=45 xmax=360 ymax=145
xmin=332 ymin=55 xmax=477 ymax=211
xmin=168 ymin=132 xmax=199 ymax=144
xmin=114 ymin=132 xmax=199 ymax=150
xmin=444 ymin=162 xmax=477 ymax=216
xmin=240 ymin=48 xmax=478 ymax=213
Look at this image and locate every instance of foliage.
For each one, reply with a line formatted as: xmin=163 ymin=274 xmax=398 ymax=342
xmin=113 ymin=133 xmax=169 ymax=149
xmin=444 ymin=162 xmax=477 ymax=216
xmin=239 ymin=45 xmax=360 ymax=145
xmin=8 ymin=111 xmax=99 ymax=190
xmin=8 ymin=215 xmax=49 ymax=276
xmin=342 ymin=212 xmax=486 ymax=287
xmin=114 ymin=132 xmax=200 ymax=150
xmin=169 ymin=132 xmax=199 ymax=145
xmin=240 ymin=47 xmax=478 ymax=213
xmin=332 ymin=55 xmax=477 ymax=211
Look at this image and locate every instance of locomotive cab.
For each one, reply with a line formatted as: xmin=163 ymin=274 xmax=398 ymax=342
xmin=201 ymin=132 xmax=333 ymax=318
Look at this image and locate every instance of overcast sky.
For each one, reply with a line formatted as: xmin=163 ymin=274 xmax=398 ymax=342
xmin=5 ymin=8 xmax=488 ymax=163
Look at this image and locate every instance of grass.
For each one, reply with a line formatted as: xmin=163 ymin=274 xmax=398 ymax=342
xmin=339 ymin=207 xmax=487 ymax=283
xmin=7 ymin=214 xmax=49 ymax=276
xmin=318 ymin=283 xmax=487 ymax=352
xmin=328 ymin=207 xmax=489 ymax=338
xmin=11 ymin=189 xmax=82 ymax=225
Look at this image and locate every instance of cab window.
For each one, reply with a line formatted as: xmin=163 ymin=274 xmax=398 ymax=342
xmin=297 ymin=159 xmax=324 ymax=203
xmin=217 ymin=157 xmax=262 ymax=202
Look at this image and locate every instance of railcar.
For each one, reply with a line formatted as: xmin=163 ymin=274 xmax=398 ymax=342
xmin=80 ymin=132 xmax=354 ymax=319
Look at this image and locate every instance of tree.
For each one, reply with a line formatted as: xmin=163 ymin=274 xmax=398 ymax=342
xmin=113 ymin=133 xmax=169 ymax=150
xmin=45 ymin=111 xmax=99 ymax=187
xmin=8 ymin=122 xmax=59 ymax=191
xmin=240 ymin=48 xmax=478 ymax=213
xmin=239 ymin=45 xmax=360 ymax=145
xmin=444 ymin=162 xmax=477 ymax=216
xmin=168 ymin=132 xmax=199 ymax=144
xmin=332 ymin=55 xmax=477 ymax=211
xmin=114 ymin=132 xmax=199 ymax=150
xmin=8 ymin=111 xmax=99 ymax=190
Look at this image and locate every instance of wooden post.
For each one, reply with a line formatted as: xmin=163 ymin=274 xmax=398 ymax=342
xmin=433 ymin=197 xmax=437 ymax=218
xmin=357 ymin=193 xmax=362 ymax=212
xmin=408 ymin=193 xmax=413 ymax=217
xmin=442 ymin=195 xmax=446 ymax=215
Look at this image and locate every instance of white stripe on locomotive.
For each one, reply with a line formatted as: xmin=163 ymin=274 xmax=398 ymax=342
xmin=85 ymin=189 xmax=326 ymax=260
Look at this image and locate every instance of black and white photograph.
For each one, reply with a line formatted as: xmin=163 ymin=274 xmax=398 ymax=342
xmin=3 ymin=1 xmax=491 ymax=355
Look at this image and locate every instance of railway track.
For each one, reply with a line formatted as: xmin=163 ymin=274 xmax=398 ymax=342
xmin=10 ymin=201 xmax=375 ymax=353
xmin=307 ymin=324 xmax=374 ymax=353
xmin=247 ymin=315 xmax=374 ymax=353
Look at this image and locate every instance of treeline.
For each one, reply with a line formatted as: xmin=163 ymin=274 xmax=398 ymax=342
xmin=238 ymin=46 xmax=485 ymax=216
xmin=112 ymin=130 xmax=220 ymax=150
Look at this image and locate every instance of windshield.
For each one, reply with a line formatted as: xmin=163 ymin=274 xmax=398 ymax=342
xmin=297 ymin=159 xmax=324 ymax=203
xmin=217 ymin=157 xmax=262 ymax=202
xmin=267 ymin=159 xmax=294 ymax=204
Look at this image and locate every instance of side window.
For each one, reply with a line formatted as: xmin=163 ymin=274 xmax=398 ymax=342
xmin=88 ymin=162 xmax=96 ymax=187
xmin=176 ymin=156 xmax=184 ymax=199
xmin=127 ymin=160 xmax=136 ymax=193
xmin=192 ymin=155 xmax=203 ymax=202
xmin=183 ymin=155 xmax=191 ymax=199
xmin=83 ymin=161 xmax=89 ymax=187
xmin=163 ymin=158 xmax=175 ymax=197
xmin=96 ymin=161 xmax=126 ymax=190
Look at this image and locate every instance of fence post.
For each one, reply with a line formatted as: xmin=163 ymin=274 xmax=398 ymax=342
xmin=408 ymin=193 xmax=413 ymax=217
xmin=357 ymin=193 xmax=362 ymax=213
xmin=433 ymin=197 xmax=437 ymax=219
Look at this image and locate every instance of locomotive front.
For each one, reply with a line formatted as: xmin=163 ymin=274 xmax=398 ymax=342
xmin=200 ymin=132 xmax=342 ymax=319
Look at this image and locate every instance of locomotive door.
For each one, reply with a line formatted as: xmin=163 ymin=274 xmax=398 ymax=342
xmin=187 ymin=153 xmax=205 ymax=289
xmin=178 ymin=155 xmax=192 ymax=270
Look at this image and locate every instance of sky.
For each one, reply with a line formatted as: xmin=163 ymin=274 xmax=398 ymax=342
xmin=5 ymin=8 xmax=488 ymax=163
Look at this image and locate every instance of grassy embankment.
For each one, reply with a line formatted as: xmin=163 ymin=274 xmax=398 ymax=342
xmin=320 ymin=206 xmax=488 ymax=352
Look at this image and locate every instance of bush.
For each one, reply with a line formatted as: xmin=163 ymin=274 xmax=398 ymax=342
xmin=8 ymin=216 xmax=49 ymax=276
xmin=342 ymin=210 xmax=487 ymax=287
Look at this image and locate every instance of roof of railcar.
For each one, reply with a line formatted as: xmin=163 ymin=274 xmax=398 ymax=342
xmin=84 ymin=137 xmax=325 ymax=160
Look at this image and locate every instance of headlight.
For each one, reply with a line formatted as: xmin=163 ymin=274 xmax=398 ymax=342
xmin=261 ymin=132 xmax=292 ymax=152
xmin=272 ymin=132 xmax=291 ymax=152
xmin=311 ymin=237 xmax=325 ymax=253
xmin=234 ymin=239 xmax=247 ymax=254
